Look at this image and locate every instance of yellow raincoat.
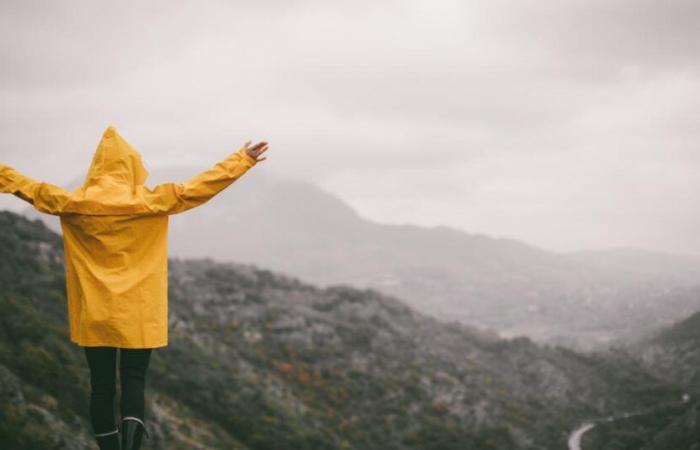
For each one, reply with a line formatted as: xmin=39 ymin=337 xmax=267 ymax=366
xmin=0 ymin=126 xmax=258 ymax=348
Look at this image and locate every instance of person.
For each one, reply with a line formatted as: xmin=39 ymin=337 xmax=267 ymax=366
xmin=0 ymin=126 xmax=269 ymax=449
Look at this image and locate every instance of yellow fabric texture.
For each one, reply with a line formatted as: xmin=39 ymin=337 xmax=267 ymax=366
xmin=1 ymin=126 xmax=258 ymax=348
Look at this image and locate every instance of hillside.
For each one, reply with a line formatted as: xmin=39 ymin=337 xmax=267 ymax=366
xmin=570 ymin=302 xmax=700 ymax=449
xmin=0 ymin=209 xmax=684 ymax=449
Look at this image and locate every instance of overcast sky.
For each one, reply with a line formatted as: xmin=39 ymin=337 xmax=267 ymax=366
xmin=1 ymin=0 xmax=699 ymax=254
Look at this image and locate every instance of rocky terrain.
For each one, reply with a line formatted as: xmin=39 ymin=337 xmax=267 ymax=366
xmin=0 ymin=209 xmax=689 ymax=449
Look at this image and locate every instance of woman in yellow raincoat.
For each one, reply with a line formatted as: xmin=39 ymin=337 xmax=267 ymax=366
xmin=0 ymin=126 xmax=268 ymax=450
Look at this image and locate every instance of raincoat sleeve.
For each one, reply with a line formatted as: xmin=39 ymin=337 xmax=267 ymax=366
xmin=141 ymin=147 xmax=258 ymax=215
xmin=0 ymin=163 xmax=71 ymax=215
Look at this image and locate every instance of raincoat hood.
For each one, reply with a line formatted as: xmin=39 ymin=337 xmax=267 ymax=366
xmin=60 ymin=125 xmax=157 ymax=215
xmin=83 ymin=126 xmax=149 ymax=189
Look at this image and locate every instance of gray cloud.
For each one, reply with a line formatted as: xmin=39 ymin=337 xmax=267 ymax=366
xmin=1 ymin=0 xmax=699 ymax=254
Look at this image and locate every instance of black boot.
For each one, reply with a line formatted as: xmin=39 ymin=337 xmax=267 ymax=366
xmin=94 ymin=428 xmax=121 ymax=450
xmin=120 ymin=416 xmax=150 ymax=450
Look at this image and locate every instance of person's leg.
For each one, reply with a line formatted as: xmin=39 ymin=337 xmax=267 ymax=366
xmin=119 ymin=347 xmax=153 ymax=420
xmin=83 ymin=346 xmax=119 ymax=450
xmin=119 ymin=347 xmax=153 ymax=449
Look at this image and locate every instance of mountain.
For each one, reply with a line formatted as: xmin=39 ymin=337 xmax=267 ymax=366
xmin=20 ymin=169 xmax=700 ymax=348
xmin=0 ymin=209 xmax=685 ymax=449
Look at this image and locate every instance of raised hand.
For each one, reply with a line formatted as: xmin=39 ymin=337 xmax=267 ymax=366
xmin=242 ymin=140 xmax=269 ymax=163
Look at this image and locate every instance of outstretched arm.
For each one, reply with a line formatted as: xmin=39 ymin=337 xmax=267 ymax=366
xmin=141 ymin=140 xmax=268 ymax=215
xmin=0 ymin=164 xmax=70 ymax=215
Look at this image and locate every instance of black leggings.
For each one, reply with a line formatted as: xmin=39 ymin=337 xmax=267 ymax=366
xmin=83 ymin=346 xmax=153 ymax=435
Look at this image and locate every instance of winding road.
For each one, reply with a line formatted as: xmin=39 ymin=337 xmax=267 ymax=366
xmin=567 ymin=394 xmax=691 ymax=450
xmin=567 ymin=423 xmax=595 ymax=450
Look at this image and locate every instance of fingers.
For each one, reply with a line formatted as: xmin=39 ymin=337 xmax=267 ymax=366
xmin=251 ymin=141 xmax=268 ymax=151
xmin=242 ymin=140 xmax=269 ymax=161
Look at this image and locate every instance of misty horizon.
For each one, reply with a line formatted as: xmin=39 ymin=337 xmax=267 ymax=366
xmin=3 ymin=163 xmax=700 ymax=259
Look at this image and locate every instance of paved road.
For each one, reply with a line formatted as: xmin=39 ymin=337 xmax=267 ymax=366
xmin=568 ymin=423 xmax=595 ymax=450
